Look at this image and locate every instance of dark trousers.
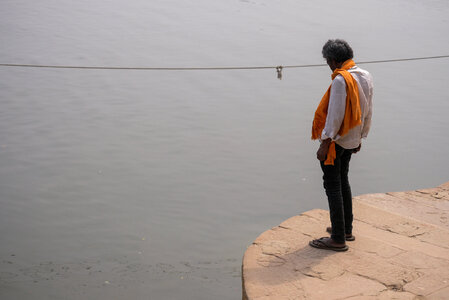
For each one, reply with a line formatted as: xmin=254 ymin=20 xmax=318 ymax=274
xmin=320 ymin=144 xmax=354 ymax=243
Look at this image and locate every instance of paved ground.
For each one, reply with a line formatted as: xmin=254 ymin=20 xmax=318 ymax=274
xmin=242 ymin=182 xmax=449 ymax=299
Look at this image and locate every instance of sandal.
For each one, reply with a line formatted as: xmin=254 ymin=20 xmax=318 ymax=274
xmin=309 ymin=237 xmax=349 ymax=252
xmin=326 ymin=227 xmax=355 ymax=241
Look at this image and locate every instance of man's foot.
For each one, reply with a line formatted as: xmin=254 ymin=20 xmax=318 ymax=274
xmin=326 ymin=227 xmax=355 ymax=241
xmin=309 ymin=237 xmax=348 ymax=252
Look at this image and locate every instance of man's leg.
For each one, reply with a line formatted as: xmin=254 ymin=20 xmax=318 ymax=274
xmin=320 ymin=145 xmax=345 ymax=243
xmin=340 ymin=148 xmax=353 ymax=236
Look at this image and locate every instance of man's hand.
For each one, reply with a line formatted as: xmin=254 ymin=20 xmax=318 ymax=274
xmin=317 ymin=138 xmax=332 ymax=161
xmin=352 ymin=143 xmax=361 ymax=154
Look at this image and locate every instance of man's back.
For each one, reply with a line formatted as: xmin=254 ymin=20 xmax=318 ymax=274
xmin=327 ymin=66 xmax=373 ymax=149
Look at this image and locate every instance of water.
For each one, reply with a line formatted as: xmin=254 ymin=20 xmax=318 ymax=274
xmin=1 ymin=0 xmax=448 ymax=299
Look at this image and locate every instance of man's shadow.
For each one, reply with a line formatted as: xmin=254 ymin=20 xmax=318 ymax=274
xmin=244 ymin=239 xmax=340 ymax=287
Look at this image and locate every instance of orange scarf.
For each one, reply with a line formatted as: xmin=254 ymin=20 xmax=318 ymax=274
xmin=311 ymin=59 xmax=362 ymax=165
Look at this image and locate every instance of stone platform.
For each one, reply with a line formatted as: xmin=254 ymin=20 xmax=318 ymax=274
xmin=242 ymin=182 xmax=449 ymax=299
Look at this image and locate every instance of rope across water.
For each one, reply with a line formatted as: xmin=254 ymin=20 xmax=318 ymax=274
xmin=1 ymin=55 xmax=448 ymax=79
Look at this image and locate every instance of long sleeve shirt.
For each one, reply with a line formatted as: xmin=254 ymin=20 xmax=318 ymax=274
xmin=321 ymin=66 xmax=374 ymax=149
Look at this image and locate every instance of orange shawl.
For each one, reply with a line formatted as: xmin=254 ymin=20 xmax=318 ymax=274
xmin=311 ymin=59 xmax=362 ymax=165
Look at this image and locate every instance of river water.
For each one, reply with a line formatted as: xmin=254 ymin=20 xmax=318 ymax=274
xmin=1 ymin=0 xmax=448 ymax=299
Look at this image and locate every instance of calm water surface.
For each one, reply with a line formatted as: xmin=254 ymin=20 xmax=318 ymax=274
xmin=1 ymin=0 xmax=449 ymax=299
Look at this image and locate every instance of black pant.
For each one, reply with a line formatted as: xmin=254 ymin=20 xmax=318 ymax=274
xmin=320 ymin=144 xmax=354 ymax=243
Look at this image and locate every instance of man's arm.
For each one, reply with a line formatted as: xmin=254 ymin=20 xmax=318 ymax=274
xmin=361 ymin=73 xmax=374 ymax=139
xmin=321 ymin=75 xmax=347 ymax=141
xmin=317 ymin=76 xmax=347 ymax=161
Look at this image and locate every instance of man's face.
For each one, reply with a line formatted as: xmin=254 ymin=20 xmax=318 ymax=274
xmin=326 ymin=58 xmax=338 ymax=71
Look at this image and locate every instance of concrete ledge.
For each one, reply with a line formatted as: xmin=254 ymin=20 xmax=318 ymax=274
xmin=242 ymin=182 xmax=449 ymax=300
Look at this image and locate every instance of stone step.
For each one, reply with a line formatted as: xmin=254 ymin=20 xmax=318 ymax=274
xmin=242 ymin=181 xmax=449 ymax=300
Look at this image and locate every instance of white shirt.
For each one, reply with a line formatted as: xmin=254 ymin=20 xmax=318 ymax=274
xmin=321 ymin=66 xmax=374 ymax=149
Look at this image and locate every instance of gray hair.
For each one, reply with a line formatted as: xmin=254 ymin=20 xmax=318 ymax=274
xmin=322 ymin=39 xmax=354 ymax=63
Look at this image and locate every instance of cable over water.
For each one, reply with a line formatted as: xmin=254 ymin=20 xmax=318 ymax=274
xmin=1 ymin=55 xmax=448 ymax=79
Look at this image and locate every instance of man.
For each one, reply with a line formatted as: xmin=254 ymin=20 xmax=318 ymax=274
xmin=309 ymin=39 xmax=373 ymax=251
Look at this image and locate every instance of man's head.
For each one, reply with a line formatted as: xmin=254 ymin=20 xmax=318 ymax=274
xmin=322 ymin=39 xmax=354 ymax=71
